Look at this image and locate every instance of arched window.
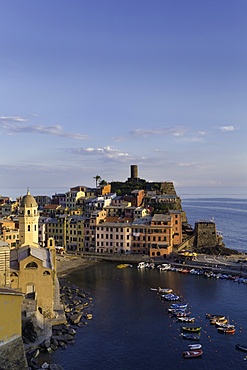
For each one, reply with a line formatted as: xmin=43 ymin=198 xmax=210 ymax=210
xmin=27 ymin=210 xmax=31 ymax=215
xmin=28 ymin=225 xmax=31 ymax=232
xmin=43 ymin=270 xmax=50 ymax=275
xmin=25 ymin=262 xmax=38 ymax=269
xmin=10 ymin=272 xmax=18 ymax=277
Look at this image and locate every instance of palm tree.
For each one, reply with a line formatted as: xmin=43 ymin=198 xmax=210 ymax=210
xmin=93 ymin=175 xmax=101 ymax=187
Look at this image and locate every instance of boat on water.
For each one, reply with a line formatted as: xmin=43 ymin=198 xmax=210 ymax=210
xmin=158 ymin=287 xmax=173 ymax=294
xmin=177 ymin=317 xmax=195 ymax=323
xmin=206 ymin=313 xmax=225 ymax=320
xmin=168 ymin=306 xmax=186 ymax=313
xmin=173 ymin=311 xmax=188 ymax=318
xmin=188 ymin=343 xmax=202 ymax=350
xmin=215 ymin=318 xmax=228 ymax=326
xmin=157 ymin=263 xmax=171 ymax=271
xmin=183 ymin=349 xmax=203 ymax=358
xmin=182 ymin=326 xmax=201 ymax=333
xmin=218 ymin=325 xmax=235 ymax=334
xmin=162 ymin=293 xmax=180 ymax=301
xmin=236 ymin=344 xmax=247 ymax=352
xmin=180 ymin=333 xmax=201 ymax=340
xmin=116 ymin=263 xmax=132 ymax=269
xmin=137 ymin=262 xmax=146 ymax=269
xmin=169 ymin=303 xmax=187 ymax=309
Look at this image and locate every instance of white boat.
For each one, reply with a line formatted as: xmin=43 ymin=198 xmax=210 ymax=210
xmin=158 ymin=263 xmax=171 ymax=271
xmin=137 ymin=262 xmax=146 ymax=269
xmin=158 ymin=287 xmax=173 ymax=294
xmin=177 ymin=317 xmax=195 ymax=323
xmin=188 ymin=344 xmax=202 ymax=350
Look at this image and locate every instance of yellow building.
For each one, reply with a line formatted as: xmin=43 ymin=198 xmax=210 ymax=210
xmin=10 ymin=190 xmax=60 ymax=319
xmin=0 ymin=288 xmax=28 ymax=370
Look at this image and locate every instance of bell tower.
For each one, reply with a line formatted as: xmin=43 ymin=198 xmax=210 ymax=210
xmin=19 ymin=190 xmax=39 ymax=247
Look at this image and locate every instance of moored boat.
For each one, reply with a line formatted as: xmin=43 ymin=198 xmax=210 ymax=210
xmin=188 ymin=343 xmax=202 ymax=350
xmin=137 ymin=262 xmax=146 ymax=269
xmin=162 ymin=293 xmax=180 ymax=301
xmin=206 ymin=313 xmax=225 ymax=320
xmin=182 ymin=326 xmax=201 ymax=333
xmin=177 ymin=317 xmax=195 ymax=323
xmin=183 ymin=349 xmax=203 ymax=358
xmin=180 ymin=333 xmax=201 ymax=340
xmin=169 ymin=303 xmax=187 ymax=309
xmin=116 ymin=263 xmax=132 ymax=269
xmin=218 ymin=325 xmax=235 ymax=334
xmin=158 ymin=287 xmax=173 ymax=294
xmin=215 ymin=318 xmax=228 ymax=326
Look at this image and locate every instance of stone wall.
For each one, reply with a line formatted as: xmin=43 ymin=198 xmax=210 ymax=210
xmin=0 ymin=336 xmax=28 ymax=370
xmin=194 ymin=221 xmax=217 ymax=248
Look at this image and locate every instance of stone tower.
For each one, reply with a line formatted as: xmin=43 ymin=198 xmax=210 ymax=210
xmin=194 ymin=221 xmax=217 ymax=248
xmin=19 ymin=190 xmax=39 ymax=247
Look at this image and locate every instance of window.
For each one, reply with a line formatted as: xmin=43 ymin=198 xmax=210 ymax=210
xmin=25 ymin=262 xmax=38 ymax=269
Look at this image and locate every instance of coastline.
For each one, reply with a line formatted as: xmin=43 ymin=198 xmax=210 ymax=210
xmin=56 ymin=255 xmax=99 ymax=277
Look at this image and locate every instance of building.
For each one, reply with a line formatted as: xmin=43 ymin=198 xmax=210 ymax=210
xmin=10 ymin=190 xmax=61 ymax=319
xmin=0 ymin=288 xmax=27 ymax=370
xmin=0 ymin=241 xmax=10 ymax=286
xmin=96 ymin=221 xmax=132 ymax=254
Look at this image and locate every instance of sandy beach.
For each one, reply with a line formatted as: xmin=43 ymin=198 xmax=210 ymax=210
xmin=56 ymin=254 xmax=98 ymax=277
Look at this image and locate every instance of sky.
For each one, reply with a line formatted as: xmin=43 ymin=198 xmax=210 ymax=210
xmin=1 ymin=0 xmax=247 ymax=199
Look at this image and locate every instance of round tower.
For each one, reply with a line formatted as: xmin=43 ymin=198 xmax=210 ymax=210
xmin=130 ymin=165 xmax=138 ymax=180
xmin=19 ymin=190 xmax=39 ymax=247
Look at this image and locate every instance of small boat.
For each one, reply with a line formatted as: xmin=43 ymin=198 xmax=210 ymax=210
xmin=85 ymin=313 xmax=93 ymax=320
xmin=162 ymin=293 xmax=180 ymax=301
xmin=210 ymin=316 xmax=227 ymax=325
xmin=218 ymin=325 xmax=235 ymax=334
xmin=183 ymin=349 xmax=203 ymax=358
xmin=116 ymin=263 xmax=131 ymax=269
xmin=182 ymin=326 xmax=201 ymax=333
xmin=180 ymin=333 xmax=201 ymax=340
xmin=188 ymin=344 xmax=202 ymax=350
xmin=173 ymin=311 xmax=188 ymax=318
xmin=170 ymin=303 xmax=187 ymax=309
xmin=177 ymin=317 xmax=195 ymax=323
xmin=158 ymin=287 xmax=173 ymax=294
xmin=137 ymin=262 xmax=146 ymax=269
xmin=157 ymin=263 xmax=171 ymax=271
xmin=215 ymin=318 xmax=228 ymax=326
xmin=236 ymin=344 xmax=247 ymax=352
xmin=206 ymin=313 xmax=225 ymax=320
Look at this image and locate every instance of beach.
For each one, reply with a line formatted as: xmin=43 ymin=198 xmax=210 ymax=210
xmin=56 ymin=255 xmax=98 ymax=277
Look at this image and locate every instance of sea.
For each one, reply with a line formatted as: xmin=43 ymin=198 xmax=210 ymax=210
xmin=37 ymin=193 xmax=247 ymax=370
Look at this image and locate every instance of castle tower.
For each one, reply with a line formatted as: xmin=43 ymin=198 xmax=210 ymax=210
xmin=130 ymin=165 xmax=138 ymax=180
xmin=19 ymin=190 xmax=39 ymax=247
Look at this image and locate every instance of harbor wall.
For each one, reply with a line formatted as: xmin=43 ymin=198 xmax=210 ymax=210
xmin=0 ymin=336 xmax=28 ymax=370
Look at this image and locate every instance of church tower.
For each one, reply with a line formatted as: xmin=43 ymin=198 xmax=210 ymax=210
xmin=19 ymin=190 xmax=39 ymax=247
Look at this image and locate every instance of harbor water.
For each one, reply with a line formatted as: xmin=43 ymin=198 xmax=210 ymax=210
xmin=42 ymin=197 xmax=247 ymax=369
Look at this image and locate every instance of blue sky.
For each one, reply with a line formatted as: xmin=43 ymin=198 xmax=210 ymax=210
xmin=1 ymin=1 xmax=247 ymax=198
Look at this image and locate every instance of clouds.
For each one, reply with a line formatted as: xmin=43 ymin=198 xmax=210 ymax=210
xmin=69 ymin=145 xmax=135 ymax=162
xmin=218 ymin=125 xmax=238 ymax=132
xmin=0 ymin=115 xmax=88 ymax=140
xmin=129 ymin=127 xmax=186 ymax=138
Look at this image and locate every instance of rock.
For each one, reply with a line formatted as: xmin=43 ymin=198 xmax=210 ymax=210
xmin=68 ymin=328 xmax=76 ymax=335
xmin=41 ymin=362 xmax=50 ymax=369
xmin=69 ymin=313 xmax=82 ymax=324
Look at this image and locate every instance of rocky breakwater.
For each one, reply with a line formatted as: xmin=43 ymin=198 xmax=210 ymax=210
xmin=26 ymin=283 xmax=93 ymax=370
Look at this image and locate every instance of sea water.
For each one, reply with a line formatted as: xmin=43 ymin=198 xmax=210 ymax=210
xmin=41 ymin=196 xmax=247 ymax=369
